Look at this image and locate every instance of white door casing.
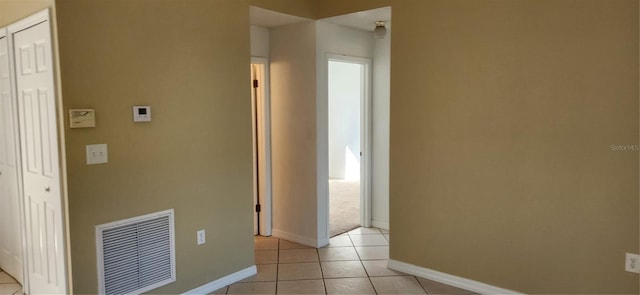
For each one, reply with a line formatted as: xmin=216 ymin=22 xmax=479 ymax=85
xmin=0 ymin=27 xmax=24 ymax=284
xmin=9 ymin=10 xmax=67 ymax=294
xmin=251 ymin=57 xmax=272 ymax=236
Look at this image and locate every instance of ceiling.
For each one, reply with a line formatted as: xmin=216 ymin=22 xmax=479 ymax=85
xmin=249 ymin=6 xmax=310 ymax=28
xmin=249 ymin=6 xmax=391 ymax=32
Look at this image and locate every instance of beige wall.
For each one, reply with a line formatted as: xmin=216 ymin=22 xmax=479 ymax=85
xmin=55 ymin=0 xmax=254 ymax=293
xmin=320 ymin=0 xmax=639 ymax=293
xmin=0 ymin=0 xmax=54 ymax=27
xmin=269 ymin=21 xmax=320 ymax=246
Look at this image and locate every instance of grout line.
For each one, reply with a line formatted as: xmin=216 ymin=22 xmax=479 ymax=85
xmin=274 ymin=237 xmax=280 ymax=295
xmin=413 ymin=275 xmax=430 ymax=294
xmin=315 ymin=247 xmax=328 ymax=295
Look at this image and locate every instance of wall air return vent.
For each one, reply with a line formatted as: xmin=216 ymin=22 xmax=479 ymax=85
xmin=96 ymin=209 xmax=176 ymax=295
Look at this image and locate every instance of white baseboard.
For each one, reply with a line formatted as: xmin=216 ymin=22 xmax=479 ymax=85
xmin=371 ymin=220 xmax=389 ymax=230
xmin=387 ymin=260 xmax=523 ymax=295
xmin=182 ymin=265 xmax=257 ymax=294
xmin=272 ymin=228 xmax=319 ymax=248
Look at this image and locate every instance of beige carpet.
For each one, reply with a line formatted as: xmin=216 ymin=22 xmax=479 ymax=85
xmin=329 ymin=179 xmax=360 ymax=237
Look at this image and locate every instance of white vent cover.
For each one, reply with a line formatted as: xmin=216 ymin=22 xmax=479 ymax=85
xmin=96 ymin=209 xmax=176 ymax=295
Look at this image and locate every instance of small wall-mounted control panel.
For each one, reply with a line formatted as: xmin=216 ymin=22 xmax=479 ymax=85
xmin=133 ymin=106 xmax=151 ymax=122
xmin=69 ymin=109 xmax=96 ymax=128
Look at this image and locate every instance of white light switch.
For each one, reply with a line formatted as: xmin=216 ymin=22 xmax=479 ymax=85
xmin=86 ymin=144 xmax=108 ymax=165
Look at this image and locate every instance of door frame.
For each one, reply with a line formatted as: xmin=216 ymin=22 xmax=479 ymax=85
xmin=325 ymin=53 xmax=373 ymax=230
xmin=251 ymin=57 xmax=272 ymax=236
xmin=7 ymin=9 xmax=68 ymax=294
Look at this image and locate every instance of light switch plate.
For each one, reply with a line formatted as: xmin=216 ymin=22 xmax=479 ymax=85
xmin=86 ymin=144 xmax=108 ymax=165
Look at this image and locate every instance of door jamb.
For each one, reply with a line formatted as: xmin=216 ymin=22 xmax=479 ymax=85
xmin=251 ymin=56 xmax=272 ymax=236
xmin=326 ymin=54 xmax=373 ymax=230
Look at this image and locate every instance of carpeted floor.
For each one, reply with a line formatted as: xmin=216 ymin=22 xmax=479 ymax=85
xmin=329 ymin=179 xmax=360 ymax=237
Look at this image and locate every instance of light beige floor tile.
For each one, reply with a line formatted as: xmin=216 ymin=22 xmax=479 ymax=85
xmin=383 ymin=233 xmax=390 ymax=241
xmin=227 ymin=281 xmax=276 ymax=294
xmin=326 ymin=235 xmax=353 ymax=247
xmin=321 ymin=261 xmax=367 ymax=278
xmin=0 ymin=284 xmax=21 ymax=295
xmin=370 ymin=276 xmax=427 ymax=294
xmin=279 ymin=239 xmax=312 ymax=249
xmin=0 ymin=271 xmax=17 ymax=284
xmin=362 ymin=260 xmax=404 ymax=276
xmin=255 ymin=250 xmax=278 ymax=264
xmin=13 ymin=287 xmax=24 ymax=295
xmin=417 ymin=277 xmax=476 ymax=295
xmin=207 ymin=286 xmax=228 ymax=295
xmin=355 ymin=246 xmax=389 ymax=260
xmin=241 ymin=264 xmax=278 ymax=282
xmin=380 ymin=228 xmax=390 ymax=233
xmin=325 ymin=278 xmax=376 ymax=295
xmin=276 ymin=279 xmax=325 ymax=294
xmin=255 ymin=238 xmax=279 ymax=250
xmin=350 ymin=234 xmax=389 ymax=246
xmin=277 ymin=262 xmax=322 ymax=280
xmin=348 ymin=227 xmax=382 ymax=235
xmin=318 ymin=247 xmax=359 ymax=261
xmin=278 ymin=249 xmax=318 ymax=263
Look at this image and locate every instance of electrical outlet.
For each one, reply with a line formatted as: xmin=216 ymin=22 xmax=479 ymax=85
xmin=197 ymin=229 xmax=206 ymax=245
xmin=625 ymin=253 xmax=640 ymax=273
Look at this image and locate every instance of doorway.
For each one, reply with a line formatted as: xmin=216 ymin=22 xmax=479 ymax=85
xmin=328 ymin=56 xmax=371 ymax=237
xmin=251 ymin=57 xmax=272 ymax=236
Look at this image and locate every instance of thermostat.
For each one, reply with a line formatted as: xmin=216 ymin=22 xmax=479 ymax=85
xmin=133 ymin=106 xmax=151 ymax=122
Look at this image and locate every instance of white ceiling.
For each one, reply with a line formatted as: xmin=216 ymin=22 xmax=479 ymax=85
xmin=321 ymin=6 xmax=391 ymax=32
xmin=249 ymin=6 xmax=391 ymax=32
xmin=250 ymin=6 xmax=310 ymax=28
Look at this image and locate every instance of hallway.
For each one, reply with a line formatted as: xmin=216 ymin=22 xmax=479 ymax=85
xmin=212 ymin=228 xmax=475 ymax=294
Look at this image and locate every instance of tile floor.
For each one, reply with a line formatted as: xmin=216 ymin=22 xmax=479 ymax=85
xmin=211 ymin=227 xmax=475 ymax=295
xmin=0 ymin=270 xmax=22 ymax=295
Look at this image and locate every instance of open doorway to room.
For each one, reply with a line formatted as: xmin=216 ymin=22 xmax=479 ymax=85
xmin=328 ymin=56 xmax=371 ymax=236
xmin=251 ymin=58 xmax=272 ymax=237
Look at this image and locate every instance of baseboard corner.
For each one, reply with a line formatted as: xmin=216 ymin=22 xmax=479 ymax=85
xmin=387 ymin=259 xmax=524 ymax=295
xmin=371 ymin=220 xmax=389 ymax=230
xmin=181 ymin=265 xmax=257 ymax=294
xmin=271 ymin=228 xmax=318 ymax=248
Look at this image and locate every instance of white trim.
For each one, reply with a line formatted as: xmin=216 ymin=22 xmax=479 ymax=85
xmin=387 ymin=260 xmax=525 ymax=295
xmin=7 ymin=9 xmax=48 ymax=34
xmin=371 ymin=220 xmax=389 ymax=230
xmin=181 ymin=265 xmax=257 ymax=295
xmin=251 ymin=57 xmax=272 ymax=237
xmin=272 ymin=228 xmax=326 ymax=248
xmin=325 ymin=54 xmax=373 ymax=228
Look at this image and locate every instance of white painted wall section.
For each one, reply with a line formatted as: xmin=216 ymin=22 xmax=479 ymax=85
xmin=250 ymin=25 xmax=269 ymax=57
xmin=371 ymin=27 xmax=391 ymax=230
xmin=269 ymin=21 xmax=319 ymax=246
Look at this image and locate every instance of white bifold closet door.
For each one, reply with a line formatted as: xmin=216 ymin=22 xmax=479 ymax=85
xmin=0 ymin=28 xmax=23 ymax=285
xmin=10 ymin=11 xmax=67 ymax=294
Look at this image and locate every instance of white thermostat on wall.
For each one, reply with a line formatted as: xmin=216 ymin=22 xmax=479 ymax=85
xmin=133 ymin=106 xmax=151 ymax=122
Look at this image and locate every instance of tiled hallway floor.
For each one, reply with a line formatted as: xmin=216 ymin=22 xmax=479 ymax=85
xmin=211 ymin=227 xmax=475 ymax=295
xmin=0 ymin=270 xmax=22 ymax=295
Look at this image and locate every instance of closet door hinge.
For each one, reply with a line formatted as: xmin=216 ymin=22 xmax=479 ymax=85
xmin=255 ymin=204 xmax=261 ymax=213
xmin=253 ymin=79 xmax=259 ymax=88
